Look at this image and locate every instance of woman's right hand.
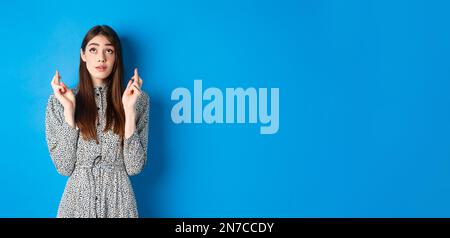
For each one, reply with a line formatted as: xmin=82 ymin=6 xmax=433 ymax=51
xmin=50 ymin=70 xmax=76 ymax=112
xmin=50 ymin=70 xmax=77 ymax=128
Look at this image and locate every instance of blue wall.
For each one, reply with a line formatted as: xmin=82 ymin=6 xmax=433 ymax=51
xmin=1 ymin=0 xmax=450 ymax=217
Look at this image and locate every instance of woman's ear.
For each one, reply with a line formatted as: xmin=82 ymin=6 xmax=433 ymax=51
xmin=80 ymin=48 xmax=86 ymax=62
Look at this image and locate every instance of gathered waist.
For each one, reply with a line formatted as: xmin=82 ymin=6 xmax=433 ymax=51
xmin=75 ymin=163 xmax=126 ymax=172
xmin=74 ymin=156 xmax=126 ymax=173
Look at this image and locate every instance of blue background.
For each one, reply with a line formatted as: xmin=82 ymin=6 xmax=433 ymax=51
xmin=1 ymin=0 xmax=450 ymax=218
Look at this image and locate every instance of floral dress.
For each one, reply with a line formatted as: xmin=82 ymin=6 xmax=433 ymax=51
xmin=45 ymin=84 xmax=149 ymax=218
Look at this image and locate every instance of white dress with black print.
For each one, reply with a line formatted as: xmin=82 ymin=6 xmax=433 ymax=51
xmin=45 ymin=84 xmax=149 ymax=218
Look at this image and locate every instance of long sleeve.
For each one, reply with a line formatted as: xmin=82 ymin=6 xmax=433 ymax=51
xmin=45 ymin=95 xmax=79 ymax=176
xmin=123 ymin=92 xmax=150 ymax=176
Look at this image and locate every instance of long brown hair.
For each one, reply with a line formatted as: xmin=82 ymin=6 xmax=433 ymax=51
xmin=75 ymin=25 xmax=125 ymax=144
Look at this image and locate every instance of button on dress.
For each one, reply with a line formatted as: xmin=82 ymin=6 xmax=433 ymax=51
xmin=45 ymin=84 xmax=149 ymax=218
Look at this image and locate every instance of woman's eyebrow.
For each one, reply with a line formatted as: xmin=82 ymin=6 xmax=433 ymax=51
xmin=87 ymin=42 xmax=114 ymax=47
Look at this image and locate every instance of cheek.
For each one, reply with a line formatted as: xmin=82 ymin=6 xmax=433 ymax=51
xmin=108 ymin=55 xmax=115 ymax=65
xmin=85 ymin=55 xmax=96 ymax=68
xmin=106 ymin=55 xmax=115 ymax=71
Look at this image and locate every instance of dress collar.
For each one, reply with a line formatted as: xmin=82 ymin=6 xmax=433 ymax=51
xmin=93 ymin=83 xmax=109 ymax=92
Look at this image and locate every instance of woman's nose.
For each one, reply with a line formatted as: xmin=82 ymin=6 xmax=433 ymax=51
xmin=98 ymin=54 xmax=106 ymax=62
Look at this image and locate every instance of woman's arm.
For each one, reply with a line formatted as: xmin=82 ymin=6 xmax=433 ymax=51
xmin=45 ymin=95 xmax=79 ymax=176
xmin=122 ymin=68 xmax=149 ymax=176
xmin=45 ymin=70 xmax=78 ymax=176
xmin=123 ymin=92 xmax=150 ymax=176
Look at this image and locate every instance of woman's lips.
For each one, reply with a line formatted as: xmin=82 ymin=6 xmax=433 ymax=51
xmin=95 ymin=66 xmax=107 ymax=72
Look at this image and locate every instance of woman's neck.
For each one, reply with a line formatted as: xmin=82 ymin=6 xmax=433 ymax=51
xmin=92 ymin=78 xmax=107 ymax=88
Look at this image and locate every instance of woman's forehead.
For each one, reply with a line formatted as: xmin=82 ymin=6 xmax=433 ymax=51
xmin=87 ymin=35 xmax=113 ymax=47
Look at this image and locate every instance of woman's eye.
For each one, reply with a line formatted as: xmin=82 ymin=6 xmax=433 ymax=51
xmin=106 ymin=49 xmax=114 ymax=54
xmin=89 ymin=48 xmax=97 ymax=53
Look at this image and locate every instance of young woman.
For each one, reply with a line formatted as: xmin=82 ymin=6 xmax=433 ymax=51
xmin=45 ymin=25 xmax=149 ymax=218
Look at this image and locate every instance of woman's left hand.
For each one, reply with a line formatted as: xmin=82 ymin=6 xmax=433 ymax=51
xmin=122 ymin=68 xmax=143 ymax=113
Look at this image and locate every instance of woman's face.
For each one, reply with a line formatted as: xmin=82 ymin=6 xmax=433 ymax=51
xmin=80 ymin=35 xmax=115 ymax=81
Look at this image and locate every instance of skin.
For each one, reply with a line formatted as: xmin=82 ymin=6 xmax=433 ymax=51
xmin=50 ymin=35 xmax=143 ymax=139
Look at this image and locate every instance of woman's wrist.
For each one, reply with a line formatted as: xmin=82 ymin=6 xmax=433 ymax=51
xmin=63 ymin=109 xmax=75 ymax=128
xmin=124 ymin=107 xmax=136 ymax=139
xmin=124 ymin=106 xmax=136 ymax=117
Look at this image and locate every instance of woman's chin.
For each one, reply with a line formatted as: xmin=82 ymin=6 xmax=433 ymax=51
xmin=90 ymin=72 xmax=111 ymax=81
